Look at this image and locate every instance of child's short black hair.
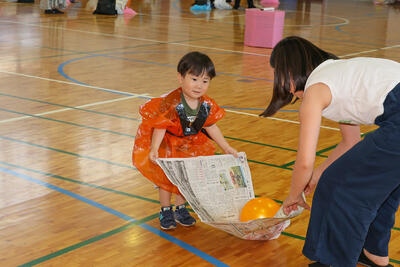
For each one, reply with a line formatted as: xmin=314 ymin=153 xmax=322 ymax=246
xmin=177 ymin=51 xmax=216 ymax=79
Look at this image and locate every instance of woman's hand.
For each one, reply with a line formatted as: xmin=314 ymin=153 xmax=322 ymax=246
xmin=282 ymin=193 xmax=310 ymax=216
xmin=304 ymin=169 xmax=322 ymax=195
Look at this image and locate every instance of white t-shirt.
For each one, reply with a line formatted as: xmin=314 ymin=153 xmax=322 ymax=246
xmin=305 ymin=57 xmax=400 ymax=125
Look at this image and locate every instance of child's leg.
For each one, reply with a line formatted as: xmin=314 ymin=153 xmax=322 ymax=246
xmin=175 ymin=193 xmax=186 ymax=206
xmin=159 ymin=188 xmax=176 ymax=230
xmin=159 ymin=188 xmax=172 ymax=207
xmin=174 ymin=194 xmax=196 ymax=227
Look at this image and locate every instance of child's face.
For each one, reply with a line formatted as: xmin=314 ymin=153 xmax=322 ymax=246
xmin=178 ymin=72 xmax=210 ymax=101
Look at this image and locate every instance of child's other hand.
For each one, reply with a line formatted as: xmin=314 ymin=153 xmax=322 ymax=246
xmin=149 ymin=149 xmax=158 ymax=163
xmin=224 ymin=146 xmax=238 ymax=157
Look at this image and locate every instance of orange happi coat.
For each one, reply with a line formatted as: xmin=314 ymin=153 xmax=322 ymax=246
xmin=132 ymin=88 xmax=225 ymax=194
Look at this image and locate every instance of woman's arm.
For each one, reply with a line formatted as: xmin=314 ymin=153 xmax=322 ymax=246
xmin=149 ymin=128 xmax=167 ymax=163
xmin=283 ymin=83 xmax=332 ymax=215
xmin=204 ymin=124 xmax=238 ymax=156
xmin=304 ymin=123 xmax=361 ymax=194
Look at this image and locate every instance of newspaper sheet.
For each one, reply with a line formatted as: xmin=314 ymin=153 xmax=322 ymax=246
xmin=157 ymin=152 xmax=303 ymax=240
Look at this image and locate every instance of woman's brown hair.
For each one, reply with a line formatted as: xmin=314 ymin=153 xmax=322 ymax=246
xmin=260 ymin=36 xmax=338 ymax=117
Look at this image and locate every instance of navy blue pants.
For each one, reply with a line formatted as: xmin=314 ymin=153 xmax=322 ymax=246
xmin=303 ymin=83 xmax=400 ymax=267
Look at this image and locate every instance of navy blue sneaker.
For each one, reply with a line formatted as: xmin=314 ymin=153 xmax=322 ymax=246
xmin=174 ymin=205 xmax=196 ymax=226
xmin=159 ymin=206 xmax=176 ymax=230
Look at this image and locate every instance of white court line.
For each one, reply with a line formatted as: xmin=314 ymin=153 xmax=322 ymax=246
xmin=2 ymin=19 xmax=399 ymax=58
xmin=0 ymin=20 xmax=267 ymax=57
xmin=225 ymin=109 xmax=341 ymax=131
xmin=0 ymin=70 xmax=149 ymax=124
xmin=0 ymin=69 xmax=339 ymax=131
xmin=285 ymin=13 xmax=349 ymax=27
xmin=0 ymin=70 xmax=149 ymax=98
xmin=0 ymin=96 xmax=138 ymax=124
xmin=138 ymin=13 xmax=246 ymax=20
xmin=340 ymin=44 xmax=400 ymax=58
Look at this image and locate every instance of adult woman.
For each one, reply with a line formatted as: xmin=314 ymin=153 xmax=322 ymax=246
xmin=261 ymin=36 xmax=400 ymax=267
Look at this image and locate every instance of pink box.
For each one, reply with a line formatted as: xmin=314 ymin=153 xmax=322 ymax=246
xmin=244 ymin=9 xmax=285 ymax=48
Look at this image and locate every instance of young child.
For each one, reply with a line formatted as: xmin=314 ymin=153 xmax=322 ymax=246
xmin=261 ymin=36 xmax=400 ymax=267
xmin=133 ymin=51 xmax=237 ymax=230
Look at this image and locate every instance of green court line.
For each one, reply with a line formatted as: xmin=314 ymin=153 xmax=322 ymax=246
xmin=0 ymin=108 xmax=134 ymax=137
xmin=18 ymin=213 xmax=159 ymax=267
xmin=280 ymin=231 xmax=306 ymax=240
xmin=0 ymin=92 xmax=139 ymax=121
xmin=280 ymin=150 xmax=330 ymax=168
xmin=3 ymin=161 xmax=400 ymax=265
xmin=0 ymin=161 xmax=158 ymax=204
xmin=248 ymin=159 xmax=293 ymax=170
xmin=224 ymin=136 xmax=297 ymax=152
xmin=280 ymin=145 xmax=337 ymax=168
xmin=2 ymin=134 xmax=398 ymax=234
xmin=314 ymin=130 xmax=376 ymax=158
xmin=0 ymin=92 xmax=325 ymax=159
xmin=0 ymin=92 xmax=306 ymax=156
xmin=390 ymin=258 xmax=400 ymax=265
xmin=2 ymin=132 xmax=399 ymax=243
xmin=279 ymin=130 xmax=378 ymax=167
xmin=17 ymin=206 xmax=400 ymax=266
xmin=0 ymin=132 xmax=291 ymax=172
xmin=0 ymin=135 xmax=136 ymax=170
xmin=315 ymin=144 xmax=337 ymax=157
xmin=280 ymin=160 xmax=295 ymax=168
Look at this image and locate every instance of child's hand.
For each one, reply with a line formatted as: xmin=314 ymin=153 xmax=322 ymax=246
xmin=149 ymin=149 xmax=158 ymax=163
xmin=224 ymin=146 xmax=238 ymax=157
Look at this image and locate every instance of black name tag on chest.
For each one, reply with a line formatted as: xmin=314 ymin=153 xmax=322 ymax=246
xmin=176 ymin=102 xmax=211 ymax=136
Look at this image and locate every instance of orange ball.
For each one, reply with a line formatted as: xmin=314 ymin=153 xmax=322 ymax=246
xmin=240 ymin=197 xmax=281 ymax=221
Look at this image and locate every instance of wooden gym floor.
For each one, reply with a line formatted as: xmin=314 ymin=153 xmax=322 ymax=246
xmin=0 ymin=0 xmax=399 ymax=266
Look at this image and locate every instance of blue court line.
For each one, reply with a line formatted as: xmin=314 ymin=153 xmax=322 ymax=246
xmin=57 ymin=51 xmax=272 ymax=87
xmin=0 ymin=101 xmax=300 ymax=154
xmin=0 ymin=166 xmax=229 ymax=267
xmin=0 ymin=160 xmax=160 ymax=204
xmin=56 ymin=50 xmax=299 ymax=112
